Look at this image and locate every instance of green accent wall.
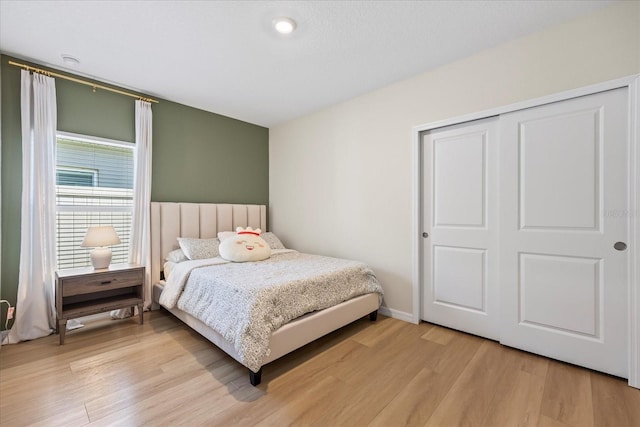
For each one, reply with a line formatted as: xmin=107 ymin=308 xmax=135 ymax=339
xmin=152 ymin=99 xmax=269 ymax=203
xmin=0 ymin=54 xmax=268 ymax=328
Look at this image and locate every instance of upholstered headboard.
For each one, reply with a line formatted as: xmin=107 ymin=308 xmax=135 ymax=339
xmin=150 ymin=202 xmax=267 ymax=285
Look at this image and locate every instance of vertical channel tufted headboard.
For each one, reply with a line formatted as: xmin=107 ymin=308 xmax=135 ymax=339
xmin=150 ymin=202 xmax=267 ymax=285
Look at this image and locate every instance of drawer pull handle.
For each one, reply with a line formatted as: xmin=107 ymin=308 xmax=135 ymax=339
xmin=100 ymin=280 xmax=112 ymax=285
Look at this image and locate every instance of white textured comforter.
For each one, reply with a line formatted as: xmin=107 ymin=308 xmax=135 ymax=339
xmin=159 ymin=250 xmax=383 ymax=372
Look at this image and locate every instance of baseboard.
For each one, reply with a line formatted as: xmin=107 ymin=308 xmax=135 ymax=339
xmin=378 ymin=306 xmax=416 ymax=324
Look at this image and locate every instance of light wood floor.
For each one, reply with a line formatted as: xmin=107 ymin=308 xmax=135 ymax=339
xmin=1 ymin=311 xmax=638 ymax=426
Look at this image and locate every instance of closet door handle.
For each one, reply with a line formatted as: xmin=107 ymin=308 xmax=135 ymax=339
xmin=614 ymin=242 xmax=627 ymax=251
xmin=422 ymin=232 xmax=429 ymax=238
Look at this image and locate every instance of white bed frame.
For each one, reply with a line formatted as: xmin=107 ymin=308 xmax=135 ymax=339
xmin=150 ymin=202 xmax=380 ymax=385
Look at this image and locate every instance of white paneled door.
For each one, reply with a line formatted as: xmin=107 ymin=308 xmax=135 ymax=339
xmin=499 ymin=88 xmax=628 ymax=377
xmin=422 ymin=118 xmax=500 ymax=340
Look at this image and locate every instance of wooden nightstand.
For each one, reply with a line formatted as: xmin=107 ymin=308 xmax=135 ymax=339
xmin=55 ymin=263 xmax=144 ymax=344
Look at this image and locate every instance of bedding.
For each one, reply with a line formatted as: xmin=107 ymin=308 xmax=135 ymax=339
xmin=178 ymin=237 xmax=221 ymax=260
xmin=260 ymin=232 xmax=286 ymax=250
xmin=159 ymin=250 xmax=383 ymax=372
xmin=165 ymin=248 xmax=188 ymax=263
xmin=163 ymin=261 xmax=178 ymax=280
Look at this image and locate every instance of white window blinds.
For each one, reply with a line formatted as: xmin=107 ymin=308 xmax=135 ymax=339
xmin=55 ymin=133 xmax=134 ymax=270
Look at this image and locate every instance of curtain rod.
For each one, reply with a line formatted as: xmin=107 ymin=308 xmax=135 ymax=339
xmin=8 ymin=60 xmax=159 ymax=104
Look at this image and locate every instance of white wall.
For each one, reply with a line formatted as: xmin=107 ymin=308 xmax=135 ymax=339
xmin=269 ymin=1 xmax=640 ymax=318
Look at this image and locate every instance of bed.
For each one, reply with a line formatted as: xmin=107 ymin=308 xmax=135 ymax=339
xmin=150 ymin=202 xmax=383 ymax=385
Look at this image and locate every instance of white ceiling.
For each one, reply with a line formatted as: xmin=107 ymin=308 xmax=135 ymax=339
xmin=0 ymin=0 xmax=616 ymax=127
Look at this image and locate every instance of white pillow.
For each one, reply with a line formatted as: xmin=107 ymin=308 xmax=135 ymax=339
xmin=163 ymin=261 xmax=177 ymax=280
xmin=219 ymin=227 xmax=271 ymax=262
xmin=217 ymin=231 xmax=236 ymax=242
xmin=177 ymin=237 xmax=220 ymax=260
xmin=165 ymin=248 xmax=188 ymax=263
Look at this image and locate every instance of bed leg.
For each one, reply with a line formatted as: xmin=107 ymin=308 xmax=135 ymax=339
xmin=249 ymin=367 xmax=263 ymax=386
xmin=369 ymin=310 xmax=378 ymax=321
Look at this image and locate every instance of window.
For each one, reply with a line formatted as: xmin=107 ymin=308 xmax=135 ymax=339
xmin=56 ymin=132 xmax=134 ymax=270
xmin=56 ymin=167 xmax=97 ymax=187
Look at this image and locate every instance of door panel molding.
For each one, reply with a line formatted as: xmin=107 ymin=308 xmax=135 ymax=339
xmin=433 ymin=130 xmax=487 ymax=228
xmin=433 ymin=245 xmax=487 ymax=312
xmin=518 ymin=253 xmax=601 ymax=340
xmin=517 ymin=108 xmax=602 ymax=231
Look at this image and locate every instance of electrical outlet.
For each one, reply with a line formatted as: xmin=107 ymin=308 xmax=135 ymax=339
xmin=7 ymin=307 xmax=15 ymax=320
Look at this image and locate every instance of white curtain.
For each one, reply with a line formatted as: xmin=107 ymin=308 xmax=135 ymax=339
xmin=131 ymin=100 xmax=153 ymax=308
xmin=3 ymin=71 xmax=57 ymax=344
xmin=111 ymin=100 xmax=153 ymax=319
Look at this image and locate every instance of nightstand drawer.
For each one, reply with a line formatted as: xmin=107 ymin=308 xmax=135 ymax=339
xmin=62 ymin=269 xmax=143 ymax=297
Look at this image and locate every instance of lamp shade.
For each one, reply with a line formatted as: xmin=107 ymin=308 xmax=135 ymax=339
xmin=81 ymin=226 xmax=121 ymax=248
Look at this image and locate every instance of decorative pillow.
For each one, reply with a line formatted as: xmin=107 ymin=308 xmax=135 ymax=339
xmin=219 ymin=230 xmax=286 ymax=249
xmin=165 ymin=248 xmax=188 ymax=263
xmin=261 ymin=232 xmax=286 ymax=250
xmin=177 ymin=237 xmax=220 ymax=260
xmin=217 ymin=231 xmax=236 ymax=242
xmin=219 ymin=227 xmax=271 ymax=262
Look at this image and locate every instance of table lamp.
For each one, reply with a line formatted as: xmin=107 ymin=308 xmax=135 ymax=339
xmin=81 ymin=225 xmax=121 ymax=269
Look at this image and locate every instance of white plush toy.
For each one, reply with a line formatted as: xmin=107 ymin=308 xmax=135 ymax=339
xmin=219 ymin=227 xmax=271 ymax=262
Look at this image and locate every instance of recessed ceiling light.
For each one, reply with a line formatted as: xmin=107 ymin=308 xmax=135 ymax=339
xmin=273 ymin=17 xmax=297 ymax=35
xmin=61 ymin=54 xmax=80 ymax=67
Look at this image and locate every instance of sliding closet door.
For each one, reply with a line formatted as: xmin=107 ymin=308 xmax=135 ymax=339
xmin=422 ymin=118 xmax=499 ymax=340
xmin=499 ymin=88 xmax=629 ymax=377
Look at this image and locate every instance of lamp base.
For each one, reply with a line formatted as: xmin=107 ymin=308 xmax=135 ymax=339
xmin=90 ymin=247 xmax=113 ymax=269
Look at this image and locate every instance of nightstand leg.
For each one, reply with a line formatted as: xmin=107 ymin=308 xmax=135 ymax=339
xmin=137 ymin=304 xmax=144 ymax=325
xmin=59 ymin=319 xmax=67 ymax=345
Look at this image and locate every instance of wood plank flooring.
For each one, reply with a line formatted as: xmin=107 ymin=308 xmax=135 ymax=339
xmin=1 ymin=311 xmax=638 ymax=426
